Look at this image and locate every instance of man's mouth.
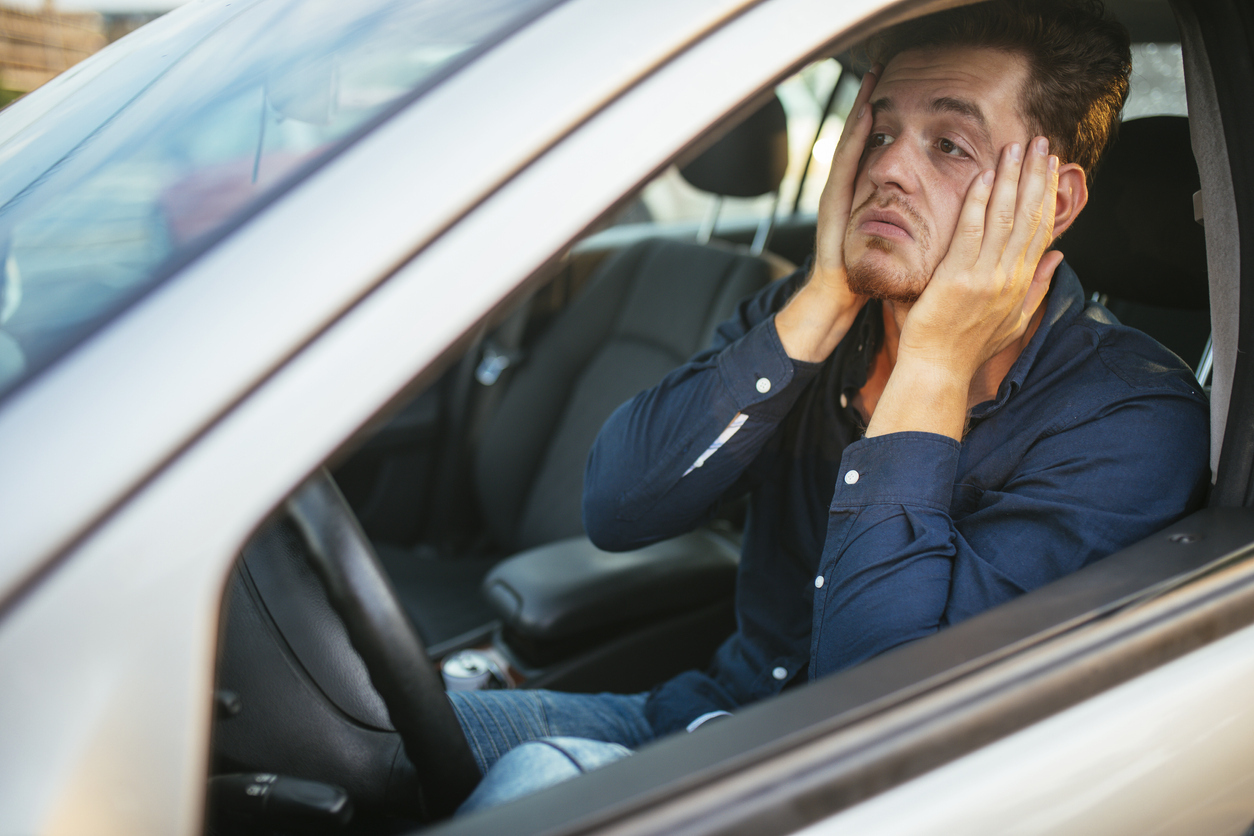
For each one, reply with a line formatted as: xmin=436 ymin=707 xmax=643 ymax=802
xmin=858 ymin=207 xmax=914 ymax=242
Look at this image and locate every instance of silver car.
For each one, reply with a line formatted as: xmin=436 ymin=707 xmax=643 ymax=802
xmin=1 ymin=0 xmax=1252 ymax=834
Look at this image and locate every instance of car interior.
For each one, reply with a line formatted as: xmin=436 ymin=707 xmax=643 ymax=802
xmin=204 ymin=1 xmax=1224 ymax=834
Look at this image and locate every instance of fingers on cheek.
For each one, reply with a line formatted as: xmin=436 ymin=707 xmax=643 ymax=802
xmin=978 ymin=168 xmax=995 ymax=195
xmin=1046 ymin=155 xmax=1061 ymax=208
xmin=991 ymin=144 xmax=1023 ymax=208
xmin=1002 ymin=142 xmax=1024 ymax=173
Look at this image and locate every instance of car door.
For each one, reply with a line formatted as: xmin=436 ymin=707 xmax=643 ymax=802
xmin=0 ymin=0 xmax=894 ymax=833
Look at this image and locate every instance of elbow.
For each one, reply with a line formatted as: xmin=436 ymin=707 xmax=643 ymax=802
xmin=582 ymin=492 xmax=638 ymax=553
xmin=583 ymin=505 xmax=625 ymax=552
xmin=582 ymin=444 xmax=630 ymax=552
xmin=583 ymin=448 xmax=657 ymax=552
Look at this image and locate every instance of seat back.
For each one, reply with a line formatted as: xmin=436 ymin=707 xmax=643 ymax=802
xmin=1062 ymin=115 xmax=1209 ymax=369
xmin=474 ymin=240 xmax=772 ymax=552
xmin=473 ymin=96 xmax=790 ymax=553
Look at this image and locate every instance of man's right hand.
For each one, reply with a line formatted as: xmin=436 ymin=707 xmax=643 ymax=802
xmin=775 ymin=65 xmax=880 ymax=364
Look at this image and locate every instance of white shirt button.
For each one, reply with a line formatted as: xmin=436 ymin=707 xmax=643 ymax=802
xmin=772 ymin=666 xmax=788 ymax=680
xmin=844 ymin=470 xmax=860 ymax=485
xmin=839 ymin=393 xmax=848 ymax=408
xmin=814 ymin=575 xmax=824 ymax=589
xmin=755 ymin=377 xmax=772 ymax=394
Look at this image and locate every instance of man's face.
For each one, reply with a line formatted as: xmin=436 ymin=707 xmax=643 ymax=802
xmin=844 ymin=46 xmax=1034 ymax=303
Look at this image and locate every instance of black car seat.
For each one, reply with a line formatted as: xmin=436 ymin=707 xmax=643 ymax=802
xmin=1062 ymin=115 xmax=1210 ymax=378
xmin=377 ymin=96 xmax=791 ymax=653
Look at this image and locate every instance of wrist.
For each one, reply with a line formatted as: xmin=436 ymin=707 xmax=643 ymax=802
xmin=865 ymin=355 xmax=971 ymax=441
xmin=774 ymin=272 xmax=864 ymax=363
xmin=894 ymin=345 xmax=982 ymax=388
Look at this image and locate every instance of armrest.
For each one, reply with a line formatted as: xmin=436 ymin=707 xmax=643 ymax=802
xmin=482 ymin=531 xmax=738 ymax=644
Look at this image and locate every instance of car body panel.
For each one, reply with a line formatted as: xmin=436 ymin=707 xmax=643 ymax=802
xmin=807 ymin=619 xmax=1254 ymax=836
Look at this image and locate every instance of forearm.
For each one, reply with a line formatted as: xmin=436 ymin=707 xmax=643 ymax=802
xmin=773 ymin=268 xmax=865 ymax=364
xmin=811 ymin=433 xmax=961 ymax=674
xmin=811 ymin=388 xmax=1211 ymax=678
xmin=865 ymin=355 xmax=970 ymax=441
xmin=584 ymin=313 xmax=820 ymax=551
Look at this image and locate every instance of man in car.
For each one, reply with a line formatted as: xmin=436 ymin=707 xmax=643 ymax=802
xmin=446 ymin=0 xmax=1210 ymax=811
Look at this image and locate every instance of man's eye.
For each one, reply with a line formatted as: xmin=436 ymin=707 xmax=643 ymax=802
xmin=868 ymin=132 xmax=893 ymax=149
xmin=937 ymin=138 xmax=968 ymax=158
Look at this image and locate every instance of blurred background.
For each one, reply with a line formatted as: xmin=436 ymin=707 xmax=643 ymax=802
xmin=0 ymin=0 xmax=184 ymax=106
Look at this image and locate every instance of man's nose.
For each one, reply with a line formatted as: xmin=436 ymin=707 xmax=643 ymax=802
xmin=864 ymin=136 xmax=921 ymax=194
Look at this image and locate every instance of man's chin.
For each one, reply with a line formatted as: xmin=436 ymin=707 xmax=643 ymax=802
xmin=846 ymin=257 xmax=926 ymax=305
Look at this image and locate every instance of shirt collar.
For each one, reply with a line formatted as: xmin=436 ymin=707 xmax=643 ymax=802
xmin=832 ymin=261 xmax=1085 ymax=420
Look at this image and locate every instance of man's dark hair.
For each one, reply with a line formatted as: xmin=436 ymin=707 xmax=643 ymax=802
xmin=865 ymin=0 xmax=1132 ymax=178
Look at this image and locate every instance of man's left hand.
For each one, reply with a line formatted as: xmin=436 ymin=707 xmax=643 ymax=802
xmin=866 ymin=135 xmax=1063 ymax=440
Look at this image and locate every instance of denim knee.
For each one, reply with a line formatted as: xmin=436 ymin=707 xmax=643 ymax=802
xmin=457 ymin=737 xmax=633 ymax=814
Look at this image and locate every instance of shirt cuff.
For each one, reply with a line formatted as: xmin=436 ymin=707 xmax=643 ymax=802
xmin=831 ymin=432 xmax=961 ymax=513
xmin=716 ymin=315 xmax=821 ymax=419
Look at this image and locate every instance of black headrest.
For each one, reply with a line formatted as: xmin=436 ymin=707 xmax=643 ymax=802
xmin=679 ymin=95 xmax=788 ymax=198
xmin=1062 ymin=115 xmax=1208 ymax=310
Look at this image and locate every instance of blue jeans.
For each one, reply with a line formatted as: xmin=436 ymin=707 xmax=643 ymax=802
xmin=447 ymin=690 xmax=653 ymax=812
xmin=457 ymin=736 xmax=634 ymax=813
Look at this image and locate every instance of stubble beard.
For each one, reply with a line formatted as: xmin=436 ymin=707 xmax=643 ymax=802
xmin=843 ymin=194 xmax=932 ymax=305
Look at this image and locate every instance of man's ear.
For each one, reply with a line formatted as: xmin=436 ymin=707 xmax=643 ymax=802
xmin=1051 ymin=162 xmax=1088 ymax=237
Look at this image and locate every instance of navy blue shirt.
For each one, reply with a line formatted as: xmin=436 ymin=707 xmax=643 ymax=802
xmin=582 ymin=262 xmax=1210 ymax=736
